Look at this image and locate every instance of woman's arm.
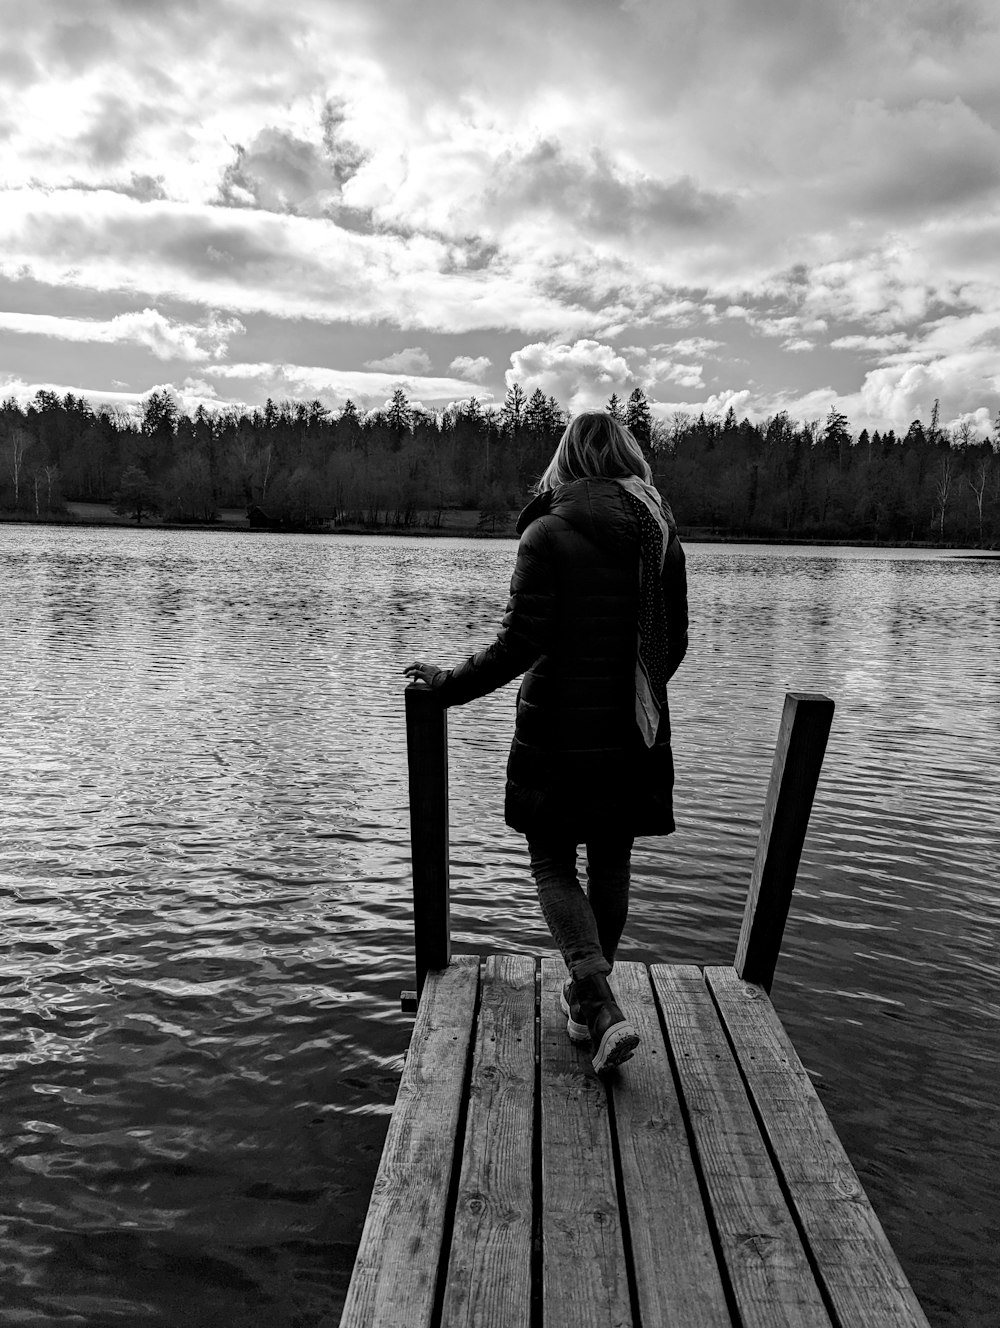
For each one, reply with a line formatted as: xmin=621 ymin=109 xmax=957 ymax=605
xmin=411 ymin=520 xmax=556 ymax=707
xmin=662 ymin=534 xmax=689 ymax=681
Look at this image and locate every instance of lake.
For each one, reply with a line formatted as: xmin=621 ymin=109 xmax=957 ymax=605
xmin=0 ymin=525 xmax=997 ymax=1327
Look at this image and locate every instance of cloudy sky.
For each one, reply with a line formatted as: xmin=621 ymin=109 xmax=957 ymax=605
xmin=2 ymin=0 xmax=1000 ymax=433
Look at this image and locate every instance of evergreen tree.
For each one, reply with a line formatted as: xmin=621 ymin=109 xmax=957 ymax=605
xmin=2 ymin=381 xmax=996 ymax=546
xmin=387 ymin=387 xmax=412 ymax=449
xmin=547 ymin=397 xmax=565 ymax=438
xmin=142 ymin=389 xmax=178 ymax=444
xmin=337 ymin=399 xmax=362 ymax=452
xmin=625 ymin=387 xmax=652 ymax=447
xmin=904 ymin=419 xmax=926 ymax=448
xmin=607 ymin=392 xmax=624 ymax=422
xmin=140 ymin=389 xmax=178 ymax=477
xmin=821 ymin=406 xmax=852 ymax=469
xmin=858 ymin=428 xmax=870 ymax=451
xmin=501 ymin=382 xmax=527 ymax=437
xmin=523 ymin=389 xmax=548 ymax=435
xmin=928 ymin=398 xmax=942 ymax=447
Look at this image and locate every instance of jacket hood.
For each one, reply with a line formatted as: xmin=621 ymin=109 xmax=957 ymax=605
xmin=516 ymin=478 xmax=646 ymax=554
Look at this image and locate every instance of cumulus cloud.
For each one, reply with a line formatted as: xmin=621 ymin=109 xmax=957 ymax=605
xmin=0 ymin=307 xmax=245 ymax=360
xmin=217 ymin=105 xmax=369 ymax=218
xmin=810 ymin=308 xmax=1000 ymax=429
xmin=852 ymin=350 xmax=1000 ymax=432
xmin=204 ymin=360 xmax=493 ymax=409
xmin=3 ymin=0 xmax=1000 ymax=420
xmin=449 ymin=354 xmax=492 ymax=381
xmin=179 ymin=376 xmax=219 ymax=399
xmin=0 ymin=370 xmax=247 ymax=419
xmin=0 ymin=374 xmax=184 ymax=421
xmin=653 ymin=388 xmax=754 ymax=422
xmin=507 ymin=340 xmax=635 ymax=412
xmin=364 ymin=347 xmax=432 ymax=374
xmin=645 ymin=359 xmax=706 ymax=390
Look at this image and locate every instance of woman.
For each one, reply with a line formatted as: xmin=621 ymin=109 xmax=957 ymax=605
xmin=404 ymin=411 xmax=688 ymax=1073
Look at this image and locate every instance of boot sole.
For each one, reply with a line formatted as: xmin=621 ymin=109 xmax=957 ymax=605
xmin=559 ymin=986 xmax=589 ymax=1043
xmin=592 ymin=1021 xmax=640 ymax=1075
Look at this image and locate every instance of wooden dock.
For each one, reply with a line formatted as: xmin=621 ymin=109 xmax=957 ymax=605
xmin=338 ymin=691 xmax=932 ymax=1328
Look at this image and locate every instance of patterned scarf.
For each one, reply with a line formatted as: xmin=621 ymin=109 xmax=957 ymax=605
xmin=615 ymin=476 xmax=673 ymax=748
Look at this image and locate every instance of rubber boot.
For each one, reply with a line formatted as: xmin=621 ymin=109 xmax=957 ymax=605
xmin=573 ymin=973 xmax=640 ymax=1074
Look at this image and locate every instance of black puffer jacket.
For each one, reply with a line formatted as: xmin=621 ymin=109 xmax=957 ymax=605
xmin=436 ymin=478 xmax=688 ymax=840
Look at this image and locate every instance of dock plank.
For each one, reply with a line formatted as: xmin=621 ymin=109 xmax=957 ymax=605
xmin=706 ymin=967 xmax=932 ymax=1328
xmin=609 ymin=962 xmax=733 ymax=1327
xmin=540 ymin=958 xmax=632 ymax=1328
xmin=440 ymin=954 xmax=536 ymax=1328
xmin=339 ymin=956 xmax=479 ymax=1328
xmin=651 ymin=964 xmax=833 ymax=1328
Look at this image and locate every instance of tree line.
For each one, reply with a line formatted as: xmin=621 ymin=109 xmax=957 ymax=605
xmin=1 ymin=384 xmax=998 ymax=544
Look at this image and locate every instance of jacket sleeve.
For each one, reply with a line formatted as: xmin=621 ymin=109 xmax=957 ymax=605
xmin=435 ymin=519 xmax=555 ymax=707
xmin=662 ymin=533 xmax=689 ymax=681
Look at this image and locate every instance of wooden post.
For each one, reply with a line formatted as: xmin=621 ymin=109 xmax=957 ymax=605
xmin=405 ymin=683 xmax=451 ymax=1000
xmin=735 ymin=692 xmax=834 ymax=992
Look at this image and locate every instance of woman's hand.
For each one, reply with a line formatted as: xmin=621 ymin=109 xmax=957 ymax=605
xmin=403 ymin=660 xmax=446 ymax=688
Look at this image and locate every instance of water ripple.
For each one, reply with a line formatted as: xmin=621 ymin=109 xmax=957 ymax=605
xmin=0 ymin=527 xmax=997 ymax=1326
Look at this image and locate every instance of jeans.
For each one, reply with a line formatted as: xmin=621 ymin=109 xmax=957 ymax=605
xmin=528 ymin=834 xmax=634 ymax=981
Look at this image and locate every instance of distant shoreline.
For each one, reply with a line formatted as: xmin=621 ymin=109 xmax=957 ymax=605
xmin=1 ymin=505 xmax=995 ymax=554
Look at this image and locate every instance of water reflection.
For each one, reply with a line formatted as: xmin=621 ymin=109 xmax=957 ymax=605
xmin=0 ymin=526 xmax=997 ymax=1326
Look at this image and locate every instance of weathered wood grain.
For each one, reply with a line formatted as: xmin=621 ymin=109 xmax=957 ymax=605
xmin=651 ymin=964 xmax=833 ymax=1328
xmin=735 ymin=692 xmax=835 ymax=992
xmin=339 ymin=956 xmax=479 ymax=1328
xmin=342 ymin=951 xmax=933 ymax=1328
xmin=609 ymin=961 xmax=733 ymax=1327
xmin=440 ymin=954 xmax=536 ymax=1328
xmin=540 ymin=958 xmax=632 ymax=1328
xmin=405 ymin=683 xmax=451 ymax=993
xmin=706 ymin=967 xmax=932 ymax=1328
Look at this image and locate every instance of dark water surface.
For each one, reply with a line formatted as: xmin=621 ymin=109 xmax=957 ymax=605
xmin=1 ymin=525 xmax=997 ymax=1327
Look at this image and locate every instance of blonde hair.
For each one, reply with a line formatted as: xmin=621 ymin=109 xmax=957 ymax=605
xmin=535 ymin=411 xmax=652 ymax=493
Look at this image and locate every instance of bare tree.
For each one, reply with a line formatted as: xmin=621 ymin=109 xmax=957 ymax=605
xmin=44 ymin=465 xmax=59 ymax=511
xmin=934 ymin=451 xmax=953 ymax=541
xmin=966 ymin=454 xmax=993 ymax=545
xmin=229 ymin=432 xmax=273 ymax=506
xmin=666 ymin=411 xmax=692 ymax=450
xmin=4 ymin=426 xmax=31 ymax=508
xmin=952 ymin=419 xmax=976 ymax=449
